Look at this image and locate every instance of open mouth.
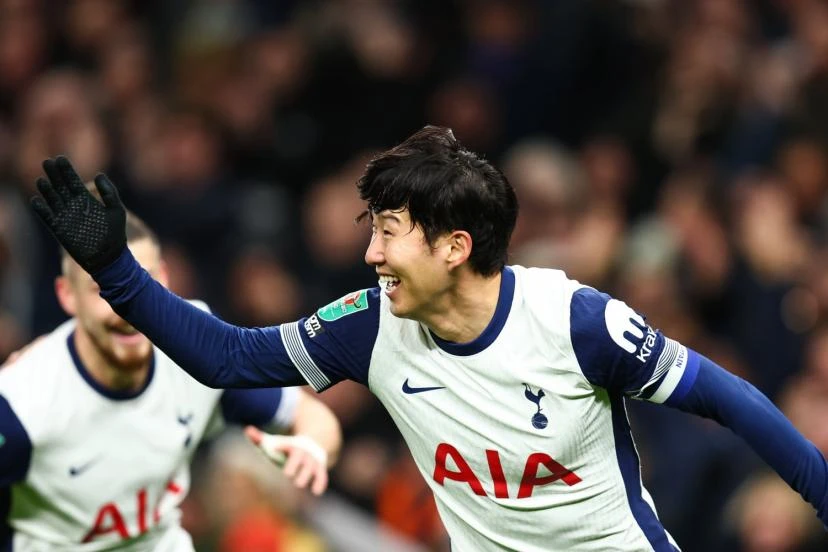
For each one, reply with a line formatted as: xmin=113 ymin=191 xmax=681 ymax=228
xmin=378 ymin=275 xmax=400 ymax=293
xmin=110 ymin=327 xmax=144 ymax=345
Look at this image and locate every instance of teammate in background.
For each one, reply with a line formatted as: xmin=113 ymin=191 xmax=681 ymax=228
xmin=31 ymin=128 xmax=828 ymax=551
xmin=0 ymin=211 xmax=341 ymax=550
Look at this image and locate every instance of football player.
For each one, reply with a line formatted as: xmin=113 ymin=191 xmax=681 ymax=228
xmin=0 ymin=211 xmax=341 ymax=550
xmin=31 ymin=128 xmax=828 ymax=551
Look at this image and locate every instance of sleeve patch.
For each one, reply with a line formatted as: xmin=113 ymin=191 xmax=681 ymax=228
xmin=317 ymin=290 xmax=370 ymax=322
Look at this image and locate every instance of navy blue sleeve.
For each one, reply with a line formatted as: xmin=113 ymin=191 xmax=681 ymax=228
xmin=94 ymin=249 xmax=378 ymax=390
xmin=284 ymin=288 xmax=381 ymax=389
xmin=674 ymin=355 xmax=828 ymax=524
xmin=0 ymin=395 xmax=31 ymax=486
xmin=570 ymin=287 xmax=697 ymax=401
xmin=219 ymin=388 xmax=282 ymax=426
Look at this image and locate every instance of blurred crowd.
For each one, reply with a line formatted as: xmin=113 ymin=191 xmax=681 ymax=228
xmin=3 ymin=0 xmax=828 ymax=550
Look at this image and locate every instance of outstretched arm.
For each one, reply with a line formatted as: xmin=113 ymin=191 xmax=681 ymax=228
xmin=570 ymin=287 xmax=828 ymax=525
xmin=31 ymin=157 xmax=379 ymax=391
xmin=672 ymin=355 xmax=828 ymax=523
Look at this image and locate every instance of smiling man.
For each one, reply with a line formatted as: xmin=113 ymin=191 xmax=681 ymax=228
xmin=30 ymin=127 xmax=828 ymax=551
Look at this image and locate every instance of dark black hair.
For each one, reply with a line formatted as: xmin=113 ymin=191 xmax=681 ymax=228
xmin=357 ymin=126 xmax=518 ymax=276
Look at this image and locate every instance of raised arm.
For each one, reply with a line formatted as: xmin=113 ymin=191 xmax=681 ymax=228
xmin=30 ymin=156 xmax=306 ymax=389
xmin=31 ymin=157 xmax=380 ymax=392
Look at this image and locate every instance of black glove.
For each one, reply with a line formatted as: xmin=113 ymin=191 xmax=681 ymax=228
xmin=31 ymin=156 xmax=127 ymax=274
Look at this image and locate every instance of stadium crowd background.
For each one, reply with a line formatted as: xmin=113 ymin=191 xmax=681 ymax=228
xmin=2 ymin=0 xmax=828 ymax=550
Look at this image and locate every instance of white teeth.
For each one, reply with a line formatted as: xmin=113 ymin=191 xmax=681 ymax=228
xmin=378 ymin=275 xmax=400 ymax=291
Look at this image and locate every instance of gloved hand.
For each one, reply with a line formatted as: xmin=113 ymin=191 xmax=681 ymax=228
xmin=31 ymin=156 xmax=127 ymax=274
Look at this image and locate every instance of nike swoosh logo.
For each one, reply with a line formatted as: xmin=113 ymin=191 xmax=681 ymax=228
xmin=69 ymin=458 xmax=99 ymax=477
xmin=402 ymin=378 xmax=445 ymax=394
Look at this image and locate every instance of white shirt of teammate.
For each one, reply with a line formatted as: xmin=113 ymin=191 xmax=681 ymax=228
xmin=0 ymin=318 xmax=297 ymax=551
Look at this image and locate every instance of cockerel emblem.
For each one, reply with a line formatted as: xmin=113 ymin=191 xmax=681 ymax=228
xmin=523 ymin=384 xmax=548 ymax=430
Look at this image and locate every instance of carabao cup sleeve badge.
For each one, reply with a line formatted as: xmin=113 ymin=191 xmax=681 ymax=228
xmin=317 ymin=290 xmax=370 ymax=322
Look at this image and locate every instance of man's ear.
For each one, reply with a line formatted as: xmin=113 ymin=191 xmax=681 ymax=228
xmin=446 ymin=230 xmax=472 ymax=270
xmin=55 ymin=275 xmax=77 ymax=316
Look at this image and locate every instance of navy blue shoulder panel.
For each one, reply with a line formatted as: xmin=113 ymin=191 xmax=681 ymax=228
xmin=0 ymin=395 xmax=31 ymax=487
xmin=569 ymin=287 xmax=666 ymax=394
xmin=0 ymin=395 xmax=32 ymax=549
xmin=292 ymin=288 xmax=382 ymax=387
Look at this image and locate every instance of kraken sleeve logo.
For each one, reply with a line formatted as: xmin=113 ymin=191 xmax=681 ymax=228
xmin=604 ymin=299 xmax=645 ymax=353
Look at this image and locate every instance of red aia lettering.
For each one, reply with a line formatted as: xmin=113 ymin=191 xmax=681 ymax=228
xmin=433 ymin=443 xmax=486 ymax=496
xmin=486 ymin=450 xmax=509 ymax=498
xmin=137 ymin=488 xmax=148 ymax=533
xmin=517 ymin=453 xmax=582 ymax=498
xmin=84 ymin=480 xmax=184 ymax=542
xmin=82 ymin=503 xmax=128 ymax=542
xmin=153 ymin=480 xmax=183 ymax=524
xmin=432 ymin=443 xmax=581 ymax=499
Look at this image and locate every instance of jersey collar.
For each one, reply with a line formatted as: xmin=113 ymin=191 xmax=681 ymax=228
xmin=67 ymin=332 xmax=156 ymax=400
xmin=429 ymin=266 xmax=515 ymax=356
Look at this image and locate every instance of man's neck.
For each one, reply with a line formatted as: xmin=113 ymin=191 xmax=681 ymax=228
xmin=73 ymin=331 xmax=150 ymax=393
xmin=423 ymin=270 xmax=503 ymax=344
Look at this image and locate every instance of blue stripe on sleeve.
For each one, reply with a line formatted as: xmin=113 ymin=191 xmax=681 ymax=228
xmin=672 ymin=354 xmax=828 ymax=523
xmin=220 ymin=388 xmax=282 ymax=427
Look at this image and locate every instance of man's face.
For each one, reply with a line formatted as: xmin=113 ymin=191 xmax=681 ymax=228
xmin=57 ymin=238 xmax=166 ymax=371
xmin=364 ymin=209 xmax=452 ymax=320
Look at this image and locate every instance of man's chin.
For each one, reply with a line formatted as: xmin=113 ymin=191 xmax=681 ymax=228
xmin=109 ymin=344 xmax=152 ymax=370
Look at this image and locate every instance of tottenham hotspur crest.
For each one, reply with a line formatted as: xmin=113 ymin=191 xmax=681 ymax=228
xmin=523 ymin=384 xmax=548 ymax=429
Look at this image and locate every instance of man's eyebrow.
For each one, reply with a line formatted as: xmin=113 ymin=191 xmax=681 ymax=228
xmin=378 ymin=212 xmax=402 ymax=223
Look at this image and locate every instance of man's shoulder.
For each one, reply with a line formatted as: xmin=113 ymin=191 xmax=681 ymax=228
xmin=314 ymin=288 xmax=381 ymax=322
xmin=303 ymin=287 xmax=384 ymax=337
xmin=510 ymin=264 xmax=580 ymax=286
xmin=1 ymin=321 xmax=75 ymax=384
xmin=509 ymin=265 xmax=586 ymax=311
xmin=0 ymin=321 xmax=79 ymax=439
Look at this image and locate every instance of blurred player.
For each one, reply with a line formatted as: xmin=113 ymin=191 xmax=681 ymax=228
xmin=32 ymin=128 xmax=828 ymax=551
xmin=0 ymin=212 xmax=341 ymax=550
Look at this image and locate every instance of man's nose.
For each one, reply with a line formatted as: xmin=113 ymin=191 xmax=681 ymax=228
xmin=364 ymin=235 xmax=384 ymax=266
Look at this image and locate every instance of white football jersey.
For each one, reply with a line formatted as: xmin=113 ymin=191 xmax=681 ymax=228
xmin=0 ymin=318 xmax=297 ymax=551
xmin=282 ymin=266 xmax=696 ymax=551
xmin=85 ymin=248 xmax=828 ymax=551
